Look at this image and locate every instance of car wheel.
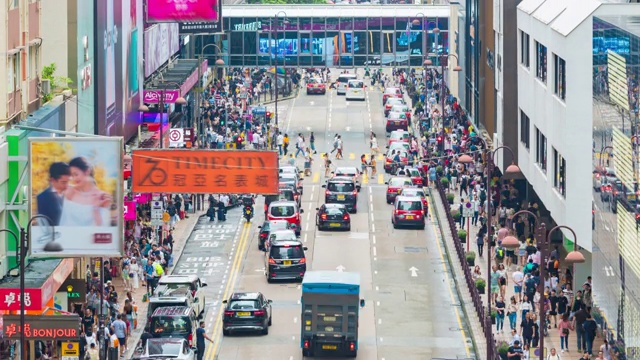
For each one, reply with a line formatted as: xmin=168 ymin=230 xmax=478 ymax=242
xmin=266 ymin=273 xmax=273 ymax=283
xmin=419 ymin=224 xmax=425 ymax=230
xmin=393 ymin=223 xmax=398 ymax=229
xmin=223 ymin=329 xmax=230 ymax=336
xmin=262 ymin=324 xmax=269 ymax=335
xmin=268 ymin=315 xmax=272 ymax=326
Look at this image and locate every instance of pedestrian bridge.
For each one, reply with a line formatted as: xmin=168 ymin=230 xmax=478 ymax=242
xmin=213 ymin=4 xmax=451 ymax=68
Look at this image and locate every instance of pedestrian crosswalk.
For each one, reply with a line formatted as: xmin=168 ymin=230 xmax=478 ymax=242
xmin=318 ymin=153 xmax=385 ymax=161
xmin=306 ymin=170 xmax=385 ymax=184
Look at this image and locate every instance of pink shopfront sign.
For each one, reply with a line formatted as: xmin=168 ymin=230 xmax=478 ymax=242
xmin=143 ymin=90 xmax=182 ymax=104
xmin=146 ymin=0 xmax=219 ymax=23
xmin=180 ymin=59 xmax=208 ymax=96
xmin=124 ymin=201 xmax=137 ymax=221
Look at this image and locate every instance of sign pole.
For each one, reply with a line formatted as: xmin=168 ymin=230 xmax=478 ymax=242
xmin=19 ymin=228 xmax=25 ymax=360
xmin=467 ymin=214 xmax=470 ymax=252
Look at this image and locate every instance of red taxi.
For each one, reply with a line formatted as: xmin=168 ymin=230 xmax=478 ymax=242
xmin=399 ymin=187 xmax=428 ymax=212
xmin=382 ymin=87 xmax=403 ymax=104
xmin=306 ymin=78 xmax=326 ymax=95
xmin=396 ymin=167 xmax=423 ymax=186
xmin=392 ymin=196 xmax=426 ymax=229
xmin=391 ymin=104 xmax=412 ymax=123
xmin=385 ymin=176 xmax=413 ymax=204
xmin=384 ymin=149 xmax=409 ymax=173
xmin=388 ymin=130 xmax=410 ymax=144
xmin=385 ymin=111 xmax=408 ymax=132
xmin=384 ymin=97 xmax=406 ymax=117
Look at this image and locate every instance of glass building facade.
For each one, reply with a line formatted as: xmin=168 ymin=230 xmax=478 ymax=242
xmin=208 ymin=15 xmax=449 ymax=67
xmin=592 ymin=16 xmax=640 ymax=352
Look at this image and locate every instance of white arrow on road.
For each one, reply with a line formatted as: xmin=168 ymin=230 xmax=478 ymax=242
xmin=309 ymin=101 xmax=315 ymax=106
xmin=336 ymin=265 xmax=346 ymax=272
xmin=255 ymin=268 xmax=265 ymax=272
xmin=409 ymin=267 xmax=419 ymax=277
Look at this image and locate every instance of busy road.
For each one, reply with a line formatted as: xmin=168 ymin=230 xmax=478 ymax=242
xmin=177 ymin=70 xmax=473 ymax=360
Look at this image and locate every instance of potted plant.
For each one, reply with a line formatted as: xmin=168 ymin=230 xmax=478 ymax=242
xmin=436 ymin=165 xmax=444 ymax=176
xmin=458 ymin=229 xmax=467 ymax=243
xmin=475 ymin=278 xmax=486 ymax=294
xmin=465 ymin=251 xmax=476 ymax=266
xmin=446 ymin=193 xmax=455 ymax=204
xmin=440 ymin=177 xmax=449 ymax=188
xmin=490 ymin=309 xmax=497 ymax=324
xmin=451 ymin=210 xmax=461 ymax=222
xmin=497 ymin=341 xmax=510 ymax=360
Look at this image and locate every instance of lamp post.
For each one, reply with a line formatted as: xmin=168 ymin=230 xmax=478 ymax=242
xmin=459 ymin=142 xmax=520 ymax=360
xmin=503 ymin=221 xmax=584 ymax=360
xmin=197 ymin=43 xmax=225 ymax=145
xmin=138 ymin=82 xmax=187 ymax=149
xmin=1 ymin=215 xmax=55 ymax=360
xmin=273 ymin=11 xmax=288 ymax=129
xmin=424 ymin=54 xmax=462 ymax=133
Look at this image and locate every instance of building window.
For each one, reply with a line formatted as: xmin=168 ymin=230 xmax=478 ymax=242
xmin=554 ymin=54 xmax=566 ymax=101
xmin=520 ymin=110 xmax=530 ymax=149
xmin=7 ymin=54 xmax=20 ymax=93
xmin=553 ymin=148 xmax=566 ymax=197
xmin=535 ymin=41 xmax=547 ymax=83
xmin=520 ymin=31 xmax=530 ymax=68
xmin=535 ymin=127 xmax=547 ymax=172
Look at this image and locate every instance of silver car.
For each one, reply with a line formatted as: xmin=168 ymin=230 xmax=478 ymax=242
xmin=136 ymin=338 xmax=196 ymax=360
xmin=334 ymin=166 xmax=362 ymax=191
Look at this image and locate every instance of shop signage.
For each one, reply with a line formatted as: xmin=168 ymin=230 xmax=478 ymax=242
xmin=3 ymin=315 xmax=81 ymax=341
xmin=179 ymin=21 xmax=222 ymax=34
xmin=61 ymin=279 xmax=86 ymax=303
xmin=234 ymin=21 xmax=262 ymax=32
xmin=147 ymin=0 xmax=219 ymax=23
xmin=169 ymin=128 xmax=185 ymax=148
xmin=131 ymin=150 xmax=279 ymax=195
xmin=143 ymin=90 xmax=182 ymax=104
xmin=144 ymin=23 xmax=180 ymax=78
xmin=124 ymin=201 xmax=137 ymax=221
xmin=0 ymin=259 xmax=75 ymax=311
xmin=61 ymin=341 xmax=79 ymax=356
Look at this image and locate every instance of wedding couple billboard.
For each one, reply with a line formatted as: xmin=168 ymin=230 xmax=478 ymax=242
xmin=29 ymin=138 xmax=124 ymax=257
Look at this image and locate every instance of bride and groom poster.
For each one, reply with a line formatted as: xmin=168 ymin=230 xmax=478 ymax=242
xmin=29 ymin=138 xmax=124 ymax=257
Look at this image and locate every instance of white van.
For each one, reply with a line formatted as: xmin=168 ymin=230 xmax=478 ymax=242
xmin=336 ymin=74 xmax=357 ymax=95
xmin=345 ymin=79 xmax=366 ymax=101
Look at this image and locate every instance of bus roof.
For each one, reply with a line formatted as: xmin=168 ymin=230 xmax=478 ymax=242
xmin=302 ymin=271 xmax=360 ymax=295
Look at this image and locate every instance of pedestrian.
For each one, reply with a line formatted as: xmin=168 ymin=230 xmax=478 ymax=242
xmin=112 ymin=313 xmax=128 ymax=357
xmin=600 ymin=340 xmax=612 ymax=360
xmin=121 ymin=260 xmax=131 ymax=291
xmin=495 ymin=295 xmax=506 ymax=333
xmin=547 ymin=348 xmax=562 ymax=360
xmin=304 ymin=149 xmax=313 ymax=177
xmin=324 ymin=154 xmax=332 ymax=177
xmin=129 ymin=258 xmax=139 ymax=290
xmin=310 ymin=132 xmax=316 ymax=154
xmin=476 ymin=232 xmax=484 ymax=257
xmin=507 ymin=297 xmax=518 ymax=330
xmin=196 ymin=321 xmax=214 ymax=360
xmin=369 ymin=154 xmax=377 ymax=176
xmin=558 ymin=314 xmax=572 ymax=353
xmin=370 ymin=133 xmax=379 ymax=154
xmin=583 ymin=312 xmax=598 ymax=355
xmin=520 ymin=312 xmax=535 ymax=348
xmin=283 ymin=134 xmax=290 ymax=155
xmin=573 ymin=305 xmax=588 ymax=352
xmin=336 ymin=136 xmax=344 ymax=159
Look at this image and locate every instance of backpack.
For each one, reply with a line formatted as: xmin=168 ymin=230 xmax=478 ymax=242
xmin=479 ymin=189 xmax=487 ymax=201
xmin=154 ymin=263 xmax=165 ymax=276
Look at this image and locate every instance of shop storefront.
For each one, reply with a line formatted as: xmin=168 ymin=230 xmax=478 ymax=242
xmin=2 ymin=315 xmax=82 ymax=360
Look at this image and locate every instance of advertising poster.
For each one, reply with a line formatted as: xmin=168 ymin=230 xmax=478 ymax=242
xmin=124 ymin=0 xmax=144 ymax=140
xmin=147 ymin=0 xmax=219 ymax=23
xmin=29 ymin=138 xmax=124 ymax=257
xmin=76 ymin=0 xmax=95 ymax=135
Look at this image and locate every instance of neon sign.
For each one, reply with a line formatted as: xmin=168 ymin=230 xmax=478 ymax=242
xmin=3 ymin=315 xmax=80 ymax=340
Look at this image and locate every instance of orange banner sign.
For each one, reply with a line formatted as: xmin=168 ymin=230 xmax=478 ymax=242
xmin=131 ymin=150 xmax=279 ymax=195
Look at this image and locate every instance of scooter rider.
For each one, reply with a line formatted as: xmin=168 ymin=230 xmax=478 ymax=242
xmin=241 ymin=195 xmax=255 ymax=218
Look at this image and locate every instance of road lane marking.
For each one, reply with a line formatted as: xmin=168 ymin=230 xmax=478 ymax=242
xmin=304 ymin=234 xmax=308 ymax=243
xmin=376 ymin=301 xmax=380 ymax=306
xmin=372 ymin=223 xmax=375 ymax=232
xmin=377 ymin=174 xmax=384 ymax=184
xmin=306 ymin=213 xmax=310 ymax=222
xmin=206 ymin=222 xmax=251 ymax=360
xmin=372 ymin=235 xmax=376 ymax=244
xmin=375 ymin=286 xmax=379 ymax=291
xmin=378 ymin=318 xmax=382 ymax=324
xmin=294 ymin=317 xmax=298 ymax=323
xmin=428 ymin=195 xmax=473 ymax=358
xmin=373 ymin=246 xmax=377 ymax=256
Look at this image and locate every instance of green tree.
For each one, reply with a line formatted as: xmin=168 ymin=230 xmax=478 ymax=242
xmin=41 ymin=63 xmax=73 ymax=103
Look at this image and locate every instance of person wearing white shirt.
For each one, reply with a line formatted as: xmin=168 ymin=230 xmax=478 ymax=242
xmin=510 ymin=329 xmax=522 ymax=346
xmin=277 ymin=133 xmax=284 ymax=155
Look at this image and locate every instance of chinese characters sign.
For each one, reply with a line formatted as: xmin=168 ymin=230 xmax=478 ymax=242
xmin=131 ymin=150 xmax=279 ymax=195
xmin=3 ymin=315 xmax=80 ymax=340
xmin=0 ymin=289 xmax=42 ymax=311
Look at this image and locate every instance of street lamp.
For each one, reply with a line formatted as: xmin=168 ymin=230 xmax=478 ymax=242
xmin=459 ymin=142 xmax=520 ymax=360
xmin=1 ymin=215 xmax=55 ymax=360
xmin=197 ymin=43 xmax=225 ymax=144
xmin=424 ymin=54 xmax=462 ymax=134
xmin=273 ymin=11 xmax=288 ymax=129
xmin=138 ymin=81 xmax=187 ymax=149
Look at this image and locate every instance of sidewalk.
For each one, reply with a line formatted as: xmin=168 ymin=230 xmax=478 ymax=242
xmin=431 ymin=185 xmax=603 ymax=359
xmin=108 ymin=208 xmax=207 ymax=359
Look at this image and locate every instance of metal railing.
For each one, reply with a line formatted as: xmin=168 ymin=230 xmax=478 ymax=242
xmin=434 ymin=176 xmax=501 ymax=360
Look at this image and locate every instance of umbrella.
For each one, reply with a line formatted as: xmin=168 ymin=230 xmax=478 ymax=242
xmin=268 ymin=67 xmax=286 ymax=74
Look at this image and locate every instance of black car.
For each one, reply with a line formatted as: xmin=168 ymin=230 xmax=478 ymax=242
xmin=316 ymin=204 xmax=351 ymax=231
xmin=222 ymin=292 xmax=272 ymax=336
xmin=323 ymin=176 xmax=358 ymax=213
xmin=257 ymin=220 xmax=292 ymax=251
xmin=265 ymin=239 xmax=308 ymax=282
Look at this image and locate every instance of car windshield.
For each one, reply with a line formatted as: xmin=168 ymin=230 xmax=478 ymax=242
xmin=409 ymin=169 xmax=420 ymax=176
xmin=147 ymin=341 xmax=182 ymax=356
xmin=386 ymin=99 xmax=403 ymax=106
xmin=270 ymin=232 xmax=297 ymax=242
xmin=338 ymin=76 xmax=356 ymax=83
xmin=389 ymin=143 xmax=410 ymax=151
xmin=268 ymin=222 xmax=289 ymax=231
xmin=279 ymin=179 xmax=295 ymax=186
xmin=327 ymin=182 xmax=355 ymax=192
xmin=278 ymin=191 xmax=295 ymax=201
xmin=392 ymin=105 xmax=407 ymax=112
xmin=325 ymin=208 xmax=345 ymax=215
xmin=270 ymin=206 xmax=295 ymax=217
xmin=150 ymin=316 xmax=191 ymax=335
xmin=389 ymin=178 xmax=411 ymax=186
xmin=308 ymin=78 xmax=321 ymax=84
xmin=228 ymin=300 xmax=259 ymax=310
xmin=349 ymin=81 xmax=364 ymax=88
xmin=391 ymin=132 xmax=409 ymax=141
xmin=403 ymin=189 xmax=425 ymax=197
xmin=270 ymin=245 xmax=305 ymax=259
xmin=389 ymin=112 xmax=406 ymax=120
xmin=398 ymin=201 xmax=422 ymax=211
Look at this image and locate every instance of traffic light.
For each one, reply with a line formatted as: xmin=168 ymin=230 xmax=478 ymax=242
xmin=436 ymin=135 xmax=444 ymax=152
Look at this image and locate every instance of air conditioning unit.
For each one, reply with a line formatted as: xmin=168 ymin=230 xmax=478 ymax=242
xmin=41 ymin=79 xmax=51 ymax=95
xmin=0 ymin=255 xmax=8 ymax=279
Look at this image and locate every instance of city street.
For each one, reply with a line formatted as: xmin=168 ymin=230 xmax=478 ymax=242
xmin=190 ymin=71 xmax=473 ymax=360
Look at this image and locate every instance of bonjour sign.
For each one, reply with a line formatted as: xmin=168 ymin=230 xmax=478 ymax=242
xmin=131 ymin=150 xmax=279 ymax=195
xmin=3 ymin=315 xmax=81 ymax=340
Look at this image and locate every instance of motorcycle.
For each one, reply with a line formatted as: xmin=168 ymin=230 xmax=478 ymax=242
xmin=243 ymin=205 xmax=254 ymax=222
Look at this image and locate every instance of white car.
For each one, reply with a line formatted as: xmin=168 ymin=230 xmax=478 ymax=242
xmin=137 ymin=338 xmax=196 ymax=360
xmin=157 ymin=275 xmax=207 ymax=317
xmin=336 ymin=73 xmax=357 ymax=95
xmin=346 ymin=79 xmax=366 ymax=101
xmin=334 ymin=166 xmax=362 ymax=191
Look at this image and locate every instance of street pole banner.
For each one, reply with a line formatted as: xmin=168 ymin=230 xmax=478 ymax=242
xmin=28 ymin=138 xmax=124 ymax=257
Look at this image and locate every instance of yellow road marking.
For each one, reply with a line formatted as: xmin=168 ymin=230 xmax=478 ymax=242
xmin=377 ymin=174 xmax=384 ymax=184
xmin=312 ymin=172 xmax=320 ymax=184
xmin=377 ymin=154 xmax=384 ymax=161
xmin=349 ymin=153 xmax=355 ymax=160
xmin=320 ymin=152 xmax=327 ymax=158
xmin=362 ymin=173 xmax=369 ymax=184
xmin=205 ymin=222 xmax=251 ymax=359
xmin=428 ymin=195 xmax=472 ymax=358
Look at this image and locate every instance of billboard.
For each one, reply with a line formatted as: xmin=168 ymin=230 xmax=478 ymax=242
xmin=95 ymin=0 xmax=143 ymax=140
xmin=147 ymin=0 xmax=220 ymax=23
xmin=131 ymin=150 xmax=279 ymax=194
xmin=143 ymin=89 xmax=181 ymax=104
xmin=29 ymin=138 xmax=124 ymax=257
xmin=76 ymin=0 xmax=95 ymax=135
xmin=144 ymin=23 xmax=180 ymax=78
